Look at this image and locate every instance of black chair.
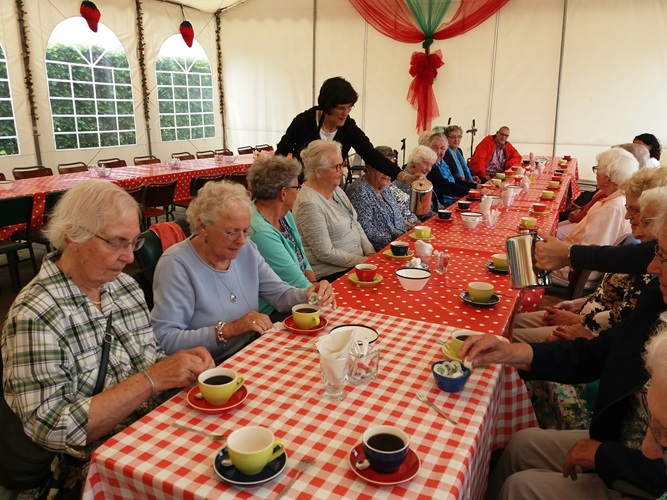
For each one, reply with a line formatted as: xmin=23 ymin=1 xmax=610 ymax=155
xmin=57 ymin=162 xmax=88 ymax=174
xmin=0 ymin=196 xmax=37 ymax=293
xmin=12 ymin=190 xmax=66 ymax=253
xmin=141 ymin=180 xmax=177 ymax=230
xmin=124 ymin=185 xmax=145 ymax=208
xmin=174 ymin=173 xmax=225 ymax=209
xmin=134 ymin=155 xmax=161 ymax=166
xmin=13 ymin=166 xmax=53 ymax=180
xmin=237 ymin=146 xmax=255 ymax=155
xmin=195 ymin=150 xmax=215 ymax=159
xmin=226 ymin=171 xmax=248 ymax=189
xmin=214 ymin=148 xmax=234 ymax=156
xmin=0 ymin=173 xmax=5 ymax=181
xmin=98 ymin=158 xmax=127 ymax=168
xmin=255 ymin=144 xmax=274 ymax=152
xmin=172 ymin=152 xmax=195 ymax=161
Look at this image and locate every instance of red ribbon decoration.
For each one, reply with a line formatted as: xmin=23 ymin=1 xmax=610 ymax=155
xmin=180 ymin=21 xmax=195 ymax=48
xmin=406 ymin=49 xmax=444 ymax=133
xmin=80 ymin=1 xmax=101 ymax=33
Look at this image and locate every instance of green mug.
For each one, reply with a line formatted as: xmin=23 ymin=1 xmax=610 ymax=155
xmin=292 ymin=304 xmax=320 ymax=330
xmin=227 ymin=426 xmax=286 ymax=475
xmin=197 ymin=367 xmax=244 ymax=406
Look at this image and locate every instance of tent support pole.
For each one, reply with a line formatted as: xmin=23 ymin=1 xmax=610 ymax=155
xmin=553 ymin=0 xmax=569 ymax=157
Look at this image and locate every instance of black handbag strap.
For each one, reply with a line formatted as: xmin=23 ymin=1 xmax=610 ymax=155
xmin=92 ymin=312 xmax=112 ymax=396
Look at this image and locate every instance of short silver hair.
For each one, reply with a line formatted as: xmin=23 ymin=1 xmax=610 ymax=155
xmin=644 ymin=313 xmax=667 ymax=379
xmin=596 ymin=147 xmax=639 ymax=185
xmin=648 ymin=185 xmax=667 ymax=238
xmin=186 ymin=180 xmax=251 ymax=234
xmin=301 ymin=140 xmax=342 ymax=180
xmin=621 ymin=167 xmax=667 ymax=199
xmin=417 ymin=131 xmax=447 ymax=148
xmin=247 ymin=155 xmax=302 ymax=201
xmin=407 ymin=145 xmax=437 ymax=167
xmin=615 ymin=143 xmax=650 ymax=169
xmin=44 ymin=181 xmax=140 ymax=252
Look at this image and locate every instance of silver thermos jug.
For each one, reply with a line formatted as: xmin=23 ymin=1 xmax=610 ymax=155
xmin=506 ymin=232 xmax=552 ymax=289
xmin=409 ymin=179 xmax=434 ymax=217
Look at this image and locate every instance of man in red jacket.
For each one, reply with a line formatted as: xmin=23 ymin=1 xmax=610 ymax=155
xmin=469 ymin=126 xmax=522 ymax=181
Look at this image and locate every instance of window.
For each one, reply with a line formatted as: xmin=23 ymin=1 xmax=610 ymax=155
xmin=46 ymin=18 xmax=136 ymax=150
xmin=156 ymin=36 xmax=215 ymax=142
xmin=0 ymin=43 xmax=19 ymax=155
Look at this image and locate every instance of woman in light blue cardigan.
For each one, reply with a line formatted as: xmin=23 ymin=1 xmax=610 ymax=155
xmin=248 ymin=155 xmax=322 ymax=317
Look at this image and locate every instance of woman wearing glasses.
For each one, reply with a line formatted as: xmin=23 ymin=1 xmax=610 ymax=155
xmin=1 ymin=181 xmax=215 ymax=497
xmin=248 ymin=155 xmax=323 ymax=319
xmin=276 ymin=76 xmax=421 ymax=187
xmin=293 ymin=140 xmax=375 ymax=282
xmin=151 ymin=181 xmax=334 ymax=363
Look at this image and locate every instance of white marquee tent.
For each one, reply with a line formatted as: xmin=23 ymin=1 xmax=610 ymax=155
xmin=0 ymin=0 xmax=665 ymax=182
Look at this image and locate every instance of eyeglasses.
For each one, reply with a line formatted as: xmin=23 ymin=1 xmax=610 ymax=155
xmin=208 ymin=224 xmax=256 ymax=241
xmin=284 ymin=184 xmax=301 ymax=191
xmin=332 ymin=162 xmax=345 ymax=173
xmin=638 ymin=390 xmax=667 ymax=471
xmin=92 ymin=232 xmax=144 ymax=252
xmin=592 ymin=166 xmax=598 ymax=173
xmin=625 ymin=204 xmax=641 ymax=215
xmin=654 ymin=243 xmax=667 ymax=265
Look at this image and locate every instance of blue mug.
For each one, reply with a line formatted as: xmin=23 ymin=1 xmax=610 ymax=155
xmin=362 ymin=425 xmax=409 ymax=474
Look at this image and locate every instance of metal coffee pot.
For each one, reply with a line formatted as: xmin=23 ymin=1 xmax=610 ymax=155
xmin=506 ymin=232 xmax=552 ymax=289
xmin=409 ymin=179 xmax=434 ymax=217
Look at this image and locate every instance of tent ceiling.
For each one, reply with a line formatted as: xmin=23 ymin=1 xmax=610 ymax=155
xmin=157 ymin=0 xmax=248 ymax=14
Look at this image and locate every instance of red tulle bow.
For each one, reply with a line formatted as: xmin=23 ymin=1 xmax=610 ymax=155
xmin=180 ymin=21 xmax=195 ymax=48
xmin=80 ymin=1 xmax=101 ymax=33
xmin=407 ymin=50 xmax=445 ymax=132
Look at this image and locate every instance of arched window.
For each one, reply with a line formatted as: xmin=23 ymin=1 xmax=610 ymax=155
xmin=0 ymin=43 xmax=19 ymax=155
xmin=45 ymin=18 xmax=136 ymax=150
xmin=156 ymin=36 xmax=215 ymax=142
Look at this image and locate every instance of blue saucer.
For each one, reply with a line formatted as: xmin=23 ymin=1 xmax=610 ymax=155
xmin=213 ymin=446 xmax=287 ymax=487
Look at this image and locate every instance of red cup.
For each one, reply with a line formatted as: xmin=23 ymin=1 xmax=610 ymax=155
xmin=355 ymin=264 xmax=377 ymax=282
xmin=532 ymin=203 xmax=547 ymax=213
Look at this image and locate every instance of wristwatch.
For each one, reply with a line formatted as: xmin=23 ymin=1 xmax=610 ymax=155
xmin=215 ymin=321 xmax=227 ymax=345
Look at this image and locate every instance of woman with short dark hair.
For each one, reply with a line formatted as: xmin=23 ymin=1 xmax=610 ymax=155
xmin=634 ymin=133 xmax=661 ymax=167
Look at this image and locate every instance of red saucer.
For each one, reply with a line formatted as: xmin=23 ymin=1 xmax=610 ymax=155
xmin=517 ymin=224 xmax=539 ymax=232
xmin=283 ymin=316 xmax=328 ymax=336
xmin=349 ymin=443 xmax=420 ymax=485
xmin=187 ymin=385 xmax=248 ymax=414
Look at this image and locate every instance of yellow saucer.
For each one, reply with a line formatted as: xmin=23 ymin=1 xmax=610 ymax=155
xmin=410 ymin=233 xmax=435 ymax=241
xmin=383 ymin=249 xmax=414 ymax=260
xmin=348 ymin=273 xmax=383 ymax=287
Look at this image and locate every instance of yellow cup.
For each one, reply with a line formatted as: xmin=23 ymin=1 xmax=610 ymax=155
xmin=548 ymin=181 xmax=560 ymax=189
xmin=227 ymin=426 xmax=286 ymax=475
xmin=449 ymin=330 xmax=483 ymax=357
xmin=541 ymin=190 xmax=554 ymax=199
xmin=468 ymin=281 xmax=494 ymax=303
xmin=414 ymin=225 xmax=431 ymax=238
xmin=292 ymin=304 xmax=320 ymax=329
xmin=491 ymin=253 xmax=508 ymax=270
xmin=495 ymin=173 xmax=506 ymax=180
xmin=521 ymin=217 xmax=537 ymax=229
xmin=198 ymin=367 xmax=244 ymax=406
xmin=492 ymin=179 xmax=503 ymax=186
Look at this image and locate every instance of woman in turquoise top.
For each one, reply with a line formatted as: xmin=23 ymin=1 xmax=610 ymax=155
xmin=248 ymin=155 xmax=321 ymax=318
xmin=442 ymin=125 xmax=481 ymax=184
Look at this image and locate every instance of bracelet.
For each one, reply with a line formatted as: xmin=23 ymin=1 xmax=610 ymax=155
xmin=141 ymin=369 xmax=156 ymax=398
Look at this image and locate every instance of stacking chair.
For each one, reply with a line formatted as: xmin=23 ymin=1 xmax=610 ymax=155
xmin=226 ymin=171 xmax=249 ymax=189
xmin=195 ymin=150 xmax=215 ymax=159
xmin=141 ymin=180 xmax=177 ymax=230
xmin=214 ymin=148 xmax=234 ymax=156
xmin=0 ymin=173 xmax=5 ymax=181
xmin=134 ymin=155 xmax=161 ymax=166
xmin=174 ymin=173 xmax=225 ymax=209
xmin=0 ymin=195 xmax=37 ymax=293
xmin=57 ymin=162 xmax=88 ymax=174
xmin=345 ymin=153 xmax=365 ymax=187
xmin=97 ymin=158 xmax=127 ymax=169
xmin=124 ymin=185 xmax=145 ymax=208
xmin=171 ymin=152 xmax=195 ymax=161
xmin=12 ymin=166 xmax=53 ymax=180
xmin=255 ymin=144 xmax=274 ymax=152
xmin=237 ymin=146 xmax=255 ymax=155
xmin=12 ymin=190 xmax=66 ymax=253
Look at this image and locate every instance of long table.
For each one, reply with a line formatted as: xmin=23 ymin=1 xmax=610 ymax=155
xmin=84 ymin=308 xmax=536 ymax=500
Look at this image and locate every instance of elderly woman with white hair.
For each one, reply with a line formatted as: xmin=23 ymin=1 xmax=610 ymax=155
xmin=552 ymin=147 xmax=639 ymax=287
xmin=292 ymin=140 xmax=375 ymax=282
xmin=1 ymin=181 xmax=215 ymax=496
xmin=151 ymin=181 xmax=334 ymax=363
xmin=392 ymin=145 xmax=441 ymax=220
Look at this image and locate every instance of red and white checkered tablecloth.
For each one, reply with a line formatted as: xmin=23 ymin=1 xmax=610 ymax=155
xmin=0 ymin=155 xmax=256 ymax=238
xmin=84 ymin=307 xmax=536 ymax=500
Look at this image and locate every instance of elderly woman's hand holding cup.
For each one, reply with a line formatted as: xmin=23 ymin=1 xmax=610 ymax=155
xmin=458 ymin=334 xmax=534 ymax=372
xmin=534 ymin=231 xmax=571 ymax=270
xmin=306 ymin=280 xmax=336 ymax=309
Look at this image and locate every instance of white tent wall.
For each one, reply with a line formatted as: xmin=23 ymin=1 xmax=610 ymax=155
xmin=0 ymin=0 xmax=665 ymax=180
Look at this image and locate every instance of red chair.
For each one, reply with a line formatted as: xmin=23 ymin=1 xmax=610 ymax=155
xmin=237 ymin=146 xmax=255 ymax=155
xmin=172 ymin=152 xmax=195 ymax=161
xmin=12 ymin=166 xmax=53 ymax=180
xmin=141 ymin=180 xmax=177 ymax=230
xmin=195 ymin=150 xmax=215 ymax=159
xmin=215 ymin=148 xmax=234 ymax=156
xmin=134 ymin=155 xmax=161 ymax=166
xmin=255 ymin=144 xmax=274 ymax=152
xmin=57 ymin=162 xmax=88 ymax=174
xmin=0 ymin=173 xmax=5 ymax=181
xmin=98 ymin=158 xmax=127 ymax=168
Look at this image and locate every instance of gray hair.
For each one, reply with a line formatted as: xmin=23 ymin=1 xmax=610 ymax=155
xmin=646 ymin=185 xmax=667 ymax=238
xmin=445 ymin=125 xmax=463 ymax=138
xmin=615 ymin=143 xmax=650 ymax=169
xmin=247 ymin=155 xmax=302 ymax=201
xmin=644 ymin=313 xmax=667 ymax=379
xmin=417 ymin=131 xmax=447 ymax=148
xmin=596 ymin=147 xmax=639 ymax=185
xmin=621 ymin=167 xmax=667 ymax=199
xmin=44 ymin=181 xmax=140 ymax=252
xmin=301 ymin=140 xmax=342 ymax=180
xmin=407 ymin=145 xmax=437 ymax=167
xmin=186 ymin=180 xmax=251 ymax=234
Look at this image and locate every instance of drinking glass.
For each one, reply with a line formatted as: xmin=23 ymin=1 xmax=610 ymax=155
xmin=348 ymin=347 xmax=380 ymax=386
xmin=320 ymin=357 xmax=348 ymax=401
xmin=435 ymin=252 xmax=450 ymax=275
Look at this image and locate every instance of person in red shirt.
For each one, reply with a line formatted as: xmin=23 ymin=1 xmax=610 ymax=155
xmin=469 ymin=126 xmax=522 ymax=181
